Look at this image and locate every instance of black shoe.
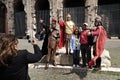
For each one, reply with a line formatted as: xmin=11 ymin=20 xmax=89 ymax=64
xmin=45 ymin=63 xmax=49 ymax=70
xmin=93 ymin=65 xmax=97 ymax=68
xmin=53 ymin=61 xmax=56 ymax=66
xmin=93 ymin=67 xmax=101 ymax=71
xmin=88 ymin=66 xmax=92 ymax=69
xmin=69 ymin=53 xmax=73 ymax=55
xmin=66 ymin=53 xmax=69 ymax=55
xmin=81 ymin=65 xmax=86 ymax=68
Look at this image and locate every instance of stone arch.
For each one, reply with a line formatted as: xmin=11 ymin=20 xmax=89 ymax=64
xmin=35 ymin=0 xmax=50 ymax=33
xmin=98 ymin=0 xmax=120 ymax=38
xmin=14 ymin=0 xmax=26 ymax=37
xmin=35 ymin=0 xmax=49 ymax=10
xmin=0 ymin=1 xmax=7 ymax=33
xmin=98 ymin=0 xmax=120 ymax=5
xmin=63 ymin=0 xmax=84 ymax=7
xmin=14 ymin=0 xmax=24 ymax=12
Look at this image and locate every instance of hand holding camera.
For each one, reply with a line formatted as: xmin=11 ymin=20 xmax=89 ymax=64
xmin=31 ymin=38 xmax=37 ymax=45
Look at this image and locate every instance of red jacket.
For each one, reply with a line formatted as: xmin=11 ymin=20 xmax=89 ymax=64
xmin=80 ymin=29 xmax=89 ymax=44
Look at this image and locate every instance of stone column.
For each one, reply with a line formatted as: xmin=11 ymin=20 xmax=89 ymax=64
xmin=23 ymin=0 xmax=32 ymax=31
xmin=23 ymin=0 xmax=36 ymax=36
xmin=48 ymin=0 xmax=63 ymax=28
xmin=49 ymin=0 xmax=57 ymax=22
xmin=57 ymin=0 xmax=63 ymax=20
xmin=85 ymin=0 xmax=98 ymax=27
xmin=5 ymin=0 xmax=15 ymax=34
xmin=31 ymin=0 xmax=36 ymax=26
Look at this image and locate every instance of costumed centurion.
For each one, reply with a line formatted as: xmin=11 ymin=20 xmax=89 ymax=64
xmin=58 ymin=13 xmax=76 ymax=54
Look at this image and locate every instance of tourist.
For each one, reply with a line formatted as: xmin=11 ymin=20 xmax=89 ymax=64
xmin=70 ymin=29 xmax=80 ymax=67
xmin=80 ymin=23 xmax=91 ymax=67
xmin=0 ymin=34 xmax=42 ymax=80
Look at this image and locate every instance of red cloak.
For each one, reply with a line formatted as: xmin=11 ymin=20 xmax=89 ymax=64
xmin=58 ymin=20 xmax=77 ymax=49
xmin=89 ymin=26 xmax=107 ymax=67
xmin=58 ymin=20 xmax=66 ymax=49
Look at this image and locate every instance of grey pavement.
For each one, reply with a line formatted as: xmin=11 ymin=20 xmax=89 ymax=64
xmin=18 ymin=39 xmax=120 ymax=80
xmin=29 ymin=68 xmax=120 ymax=80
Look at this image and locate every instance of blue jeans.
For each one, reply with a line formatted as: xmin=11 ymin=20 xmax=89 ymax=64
xmin=73 ymin=50 xmax=80 ymax=65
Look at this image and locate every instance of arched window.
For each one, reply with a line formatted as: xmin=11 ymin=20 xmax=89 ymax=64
xmin=63 ymin=0 xmax=84 ymax=27
xmin=14 ymin=0 xmax=26 ymax=37
xmin=35 ymin=0 xmax=50 ymax=33
xmin=0 ymin=1 xmax=7 ymax=33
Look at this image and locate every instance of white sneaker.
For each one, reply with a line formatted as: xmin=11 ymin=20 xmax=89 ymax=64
xmin=73 ymin=64 xmax=76 ymax=67
xmin=76 ymin=65 xmax=80 ymax=67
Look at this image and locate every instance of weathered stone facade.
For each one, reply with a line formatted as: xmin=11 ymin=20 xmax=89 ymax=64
xmin=85 ymin=0 xmax=98 ymax=27
xmin=49 ymin=0 xmax=63 ymax=21
xmin=0 ymin=0 xmax=98 ymax=36
xmin=1 ymin=0 xmax=15 ymax=34
xmin=0 ymin=0 xmax=65 ymax=35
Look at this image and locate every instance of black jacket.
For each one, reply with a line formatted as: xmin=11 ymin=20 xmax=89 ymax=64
xmin=0 ymin=45 xmax=42 ymax=80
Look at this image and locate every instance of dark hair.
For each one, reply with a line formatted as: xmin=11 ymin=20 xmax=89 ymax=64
xmin=0 ymin=34 xmax=18 ymax=66
xmin=73 ymin=29 xmax=80 ymax=38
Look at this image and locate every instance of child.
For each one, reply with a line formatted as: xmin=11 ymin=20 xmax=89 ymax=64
xmin=70 ymin=29 xmax=80 ymax=67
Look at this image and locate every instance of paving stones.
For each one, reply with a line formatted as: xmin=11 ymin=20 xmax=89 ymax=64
xmin=29 ymin=68 xmax=120 ymax=80
xmin=18 ymin=39 xmax=120 ymax=80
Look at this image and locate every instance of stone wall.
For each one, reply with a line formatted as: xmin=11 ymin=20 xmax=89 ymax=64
xmin=6 ymin=0 xmax=15 ymax=34
xmin=1 ymin=0 xmax=98 ymax=35
xmin=85 ymin=0 xmax=98 ymax=27
xmin=1 ymin=0 xmax=15 ymax=34
xmin=49 ymin=0 xmax=63 ymax=27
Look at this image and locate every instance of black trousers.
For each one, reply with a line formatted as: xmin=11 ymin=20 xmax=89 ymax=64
xmin=81 ymin=44 xmax=91 ymax=66
xmin=73 ymin=50 xmax=80 ymax=65
xmin=93 ymin=45 xmax=101 ymax=68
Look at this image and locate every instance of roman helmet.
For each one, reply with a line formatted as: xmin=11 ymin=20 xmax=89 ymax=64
xmin=95 ymin=17 xmax=102 ymax=26
xmin=52 ymin=18 xmax=56 ymax=23
xmin=66 ymin=13 xmax=71 ymax=18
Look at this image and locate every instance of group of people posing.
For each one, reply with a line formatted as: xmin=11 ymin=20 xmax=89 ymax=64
xmin=39 ymin=13 xmax=107 ymax=70
xmin=0 ymin=13 xmax=107 ymax=80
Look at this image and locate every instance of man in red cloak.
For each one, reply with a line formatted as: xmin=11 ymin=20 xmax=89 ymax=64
xmin=88 ymin=18 xmax=107 ymax=70
xmin=58 ymin=13 xmax=76 ymax=54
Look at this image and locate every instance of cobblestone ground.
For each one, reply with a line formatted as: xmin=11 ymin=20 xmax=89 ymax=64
xmin=29 ymin=68 xmax=120 ymax=80
xmin=18 ymin=39 xmax=120 ymax=80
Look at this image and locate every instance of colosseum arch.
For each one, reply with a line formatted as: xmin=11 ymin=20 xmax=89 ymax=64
xmin=98 ymin=0 xmax=120 ymax=38
xmin=35 ymin=0 xmax=50 ymax=32
xmin=14 ymin=0 xmax=26 ymax=37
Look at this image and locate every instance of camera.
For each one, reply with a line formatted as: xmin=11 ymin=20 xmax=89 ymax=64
xmin=26 ymin=28 xmax=36 ymax=43
xmin=26 ymin=34 xmax=34 ymax=43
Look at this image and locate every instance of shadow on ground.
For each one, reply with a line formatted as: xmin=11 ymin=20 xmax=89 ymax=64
xmin=63 ymin=68 xmax=88 ymax=80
